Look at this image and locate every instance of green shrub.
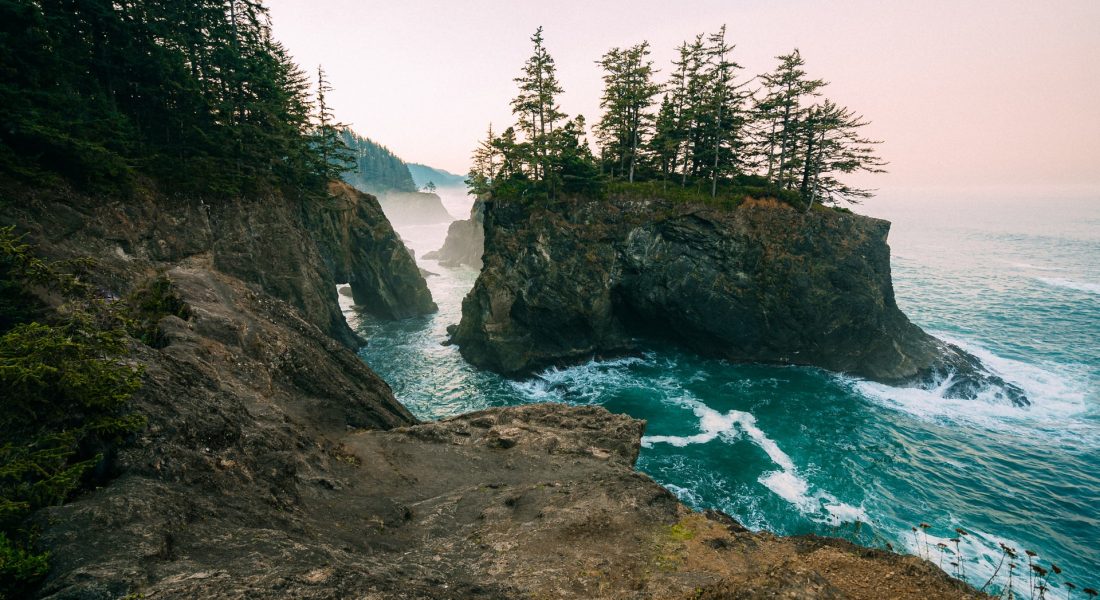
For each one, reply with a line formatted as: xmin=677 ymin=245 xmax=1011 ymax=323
xmin=0 ymin=531 xmax=49 ymax=599
xmin=125 ymin=276 xmax=192 ymax=348
xmin=0 ymin=228 xmax=144 ymax=596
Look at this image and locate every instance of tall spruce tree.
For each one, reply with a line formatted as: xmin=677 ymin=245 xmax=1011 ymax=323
xmin=511 ymin=27 xmax=566 ymax=185
xmin=679 ymin=35 xmax=711 ymax=182
xmin=698 ymin=26 xmax=746 ymax=197
xmin=663 ymin=41 xmax=695 ymax=185
xmin=554 ymin=115 xmax=602 ymax=195
xmin=594 ymin=42 xmax=661 ymax=182
xmin=314 ymin=66 xmax=354 ymax=181
xmin=649 ymin=94 xmax=681 ymax=184
xmin=797 ymin=99 xmax=886 ymax=209
xmin=467 ymin=123 xmax=500 ymax=196
xmin=754 ymin=49 xmax=825 ymax=190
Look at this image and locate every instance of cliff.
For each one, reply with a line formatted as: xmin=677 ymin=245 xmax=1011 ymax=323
xmin=377 ymin=190 xmax=455 ymax=226
xmin=2 ymin=181 xmax=434 ymax=347
xmin=423 ymin=197 xmax=485 ymax=268
xmin=1 ymin=183 xmax=984 ymax=599
xmin=309 ymin=184 xmax=437 ymax=317
xmin=452 ymin=195 xmax=1026 ymax=405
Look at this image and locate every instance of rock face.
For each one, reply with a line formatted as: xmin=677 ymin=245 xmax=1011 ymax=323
xmin=423 ymin=197 xmax=485 ymax=268
xmin=308 ymin=183 xmax=437 ymax=318
xmin=453 ymin=195 xmax=1026 ymax=405
xmin=377 ymin=190 xmax=455 ymax=226
xmin=3 ymin=181 xmax=434 ymax=347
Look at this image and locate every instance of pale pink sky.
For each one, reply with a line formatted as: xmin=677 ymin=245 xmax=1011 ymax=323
xmin=266 ymin=0 xmax=1099 ymax=192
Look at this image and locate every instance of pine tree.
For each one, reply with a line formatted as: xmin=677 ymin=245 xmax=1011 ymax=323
xmin=698 ymin=26 xmax=746 ymax=197
xmin=467 ymin=123 xmax=500 ymax=196
xmin=494 ymin=127 xmax=522 ymax=181
xmin=797 ymin=99 xmax=886 ymax=209
xmin=554 ymin=115 xmax=601 ymax=195
xmin=595 ymin=42 xmax=661 ymax=182
xmin=678 ymin=35 xmax=710 ymax=182
xmin=649 ymin=94 xmax=681 ymax=184
xmin=511 ymin=27 xmax=566 ymax=186
xmin=314 ymin=66 xmax=354 ymax=181
xmin=755 ymin=49 xmax=826 ymax=190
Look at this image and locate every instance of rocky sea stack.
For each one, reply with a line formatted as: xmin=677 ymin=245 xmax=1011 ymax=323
xmin=452 ymin=194 xmax=1027 ymax=405
xmin=377 ymin=190 xmax=456 ymax=226
xmin=424 ymin=198 xmax=486 ymax=268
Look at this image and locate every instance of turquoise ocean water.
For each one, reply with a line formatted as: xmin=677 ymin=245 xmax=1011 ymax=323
xmin=347 ymin=190 xmax=1099 ymax=592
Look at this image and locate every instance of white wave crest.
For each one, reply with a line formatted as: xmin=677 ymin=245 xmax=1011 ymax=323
xmin=508 ymin=354 xmax=654 ymax=404
xmin=643 ymin=397 xmax=867 ymax=526
xmin=1037 ymin=276 xmax=1100 ymax=295
xmin=1005 ymin=260 xmax=1064 ymax=272
xmin=851 ymin=336 xmax=1093 ymax=441
xmin=663 ymin=483 xmax=704 ymax=507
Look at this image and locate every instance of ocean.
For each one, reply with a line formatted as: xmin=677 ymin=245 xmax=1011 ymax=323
xmin=345 ymin=189 xmax=1100 ymax=593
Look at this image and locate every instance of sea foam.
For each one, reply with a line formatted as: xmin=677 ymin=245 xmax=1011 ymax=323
xmin=644 ymin=395 xmax=867 ymax=526
xmin=508 ymin=354 xmax=654 ymax=404
xmin=899 ymin=524 xmax=1030 ymax=591
xmin=850 ymin=335 xmax=1094 ymax=444
xmin=1036 ymin=276 xmax=1100 ymax=295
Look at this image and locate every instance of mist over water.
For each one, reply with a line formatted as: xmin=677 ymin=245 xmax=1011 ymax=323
xmin=346 ymin=189 xmax=1100 ymax=589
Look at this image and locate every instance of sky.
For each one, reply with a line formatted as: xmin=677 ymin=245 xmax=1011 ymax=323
xmin=266 ymin=0 xmax=1100 ymax=194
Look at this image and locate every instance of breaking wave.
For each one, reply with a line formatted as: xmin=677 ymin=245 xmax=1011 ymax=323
xmin=643 ymin=395 xmax=868 ymax=526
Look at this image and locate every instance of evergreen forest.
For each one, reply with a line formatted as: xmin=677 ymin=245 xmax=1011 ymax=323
xmin=0 ymin=0 xmax=349 ymax=197
xmin=467 ymin=27 xmax=886 ymax=209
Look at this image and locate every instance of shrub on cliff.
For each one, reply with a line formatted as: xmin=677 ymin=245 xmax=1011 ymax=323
xmin=0 ymin=228 xmax=144 ymax=597
xmin=125 ymin=276 xmax=192 ymax=349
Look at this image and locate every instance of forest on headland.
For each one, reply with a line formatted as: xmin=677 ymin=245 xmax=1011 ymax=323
xmin=0 ymin=0 xmax=356 ymax=198
xmin=340 ymin=129 xmax=420 ymax=195
xmin=467 ymin=27 xmax=886 ymax=210
xmin=0 ymin=1 xmax=366 ymax=594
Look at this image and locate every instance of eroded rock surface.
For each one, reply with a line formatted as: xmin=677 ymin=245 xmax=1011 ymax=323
xmin=3 ymin=181 xmax=434 ymax=346
xmin=453 ymin=195 xmax=1025 ymax=405
xmin=424 ymin=197 xmax=485 ymax=269
xmin=308 ymin=183 xmax=437 ymax=318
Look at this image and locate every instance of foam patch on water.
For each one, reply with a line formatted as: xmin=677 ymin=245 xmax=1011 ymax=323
xmin=850 ymin=335 xmax=1094 ymax=442
xmin=508 ymin=354 xmax=655 ymax=404
xmin=642 ymin=403 xmax=742 ymax=447
xmin=663 ymin=483 xmax=704 ymax=507
xmin=1036 ymin=276 xmax=1100 ymax=295
xmin=1006 ymin=261 xmax=1065 ymax=272
xmin=899 ymin=525 xmax=1031 ymax=591
xmin=644 ymin=396 xmax=867 ymax=526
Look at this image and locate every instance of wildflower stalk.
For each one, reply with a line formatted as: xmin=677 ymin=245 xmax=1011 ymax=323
xmin=982 ymin=544 xmax=1010 ymax=593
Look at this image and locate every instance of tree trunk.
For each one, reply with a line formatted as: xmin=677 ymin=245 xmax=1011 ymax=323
xmin=711 ymin=97 xmax=724 ymax=198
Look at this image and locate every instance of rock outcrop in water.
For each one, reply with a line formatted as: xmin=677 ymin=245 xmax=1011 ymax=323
xmin=424 ymin=198 xmax=485 ymax=268
xmin=377 ymin=190 xmax=455 ymax=226
xmin=1 ymin=181 xmax=985 ymax=598
xmin=452 ymin=194 xmax=1027 ymax=405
